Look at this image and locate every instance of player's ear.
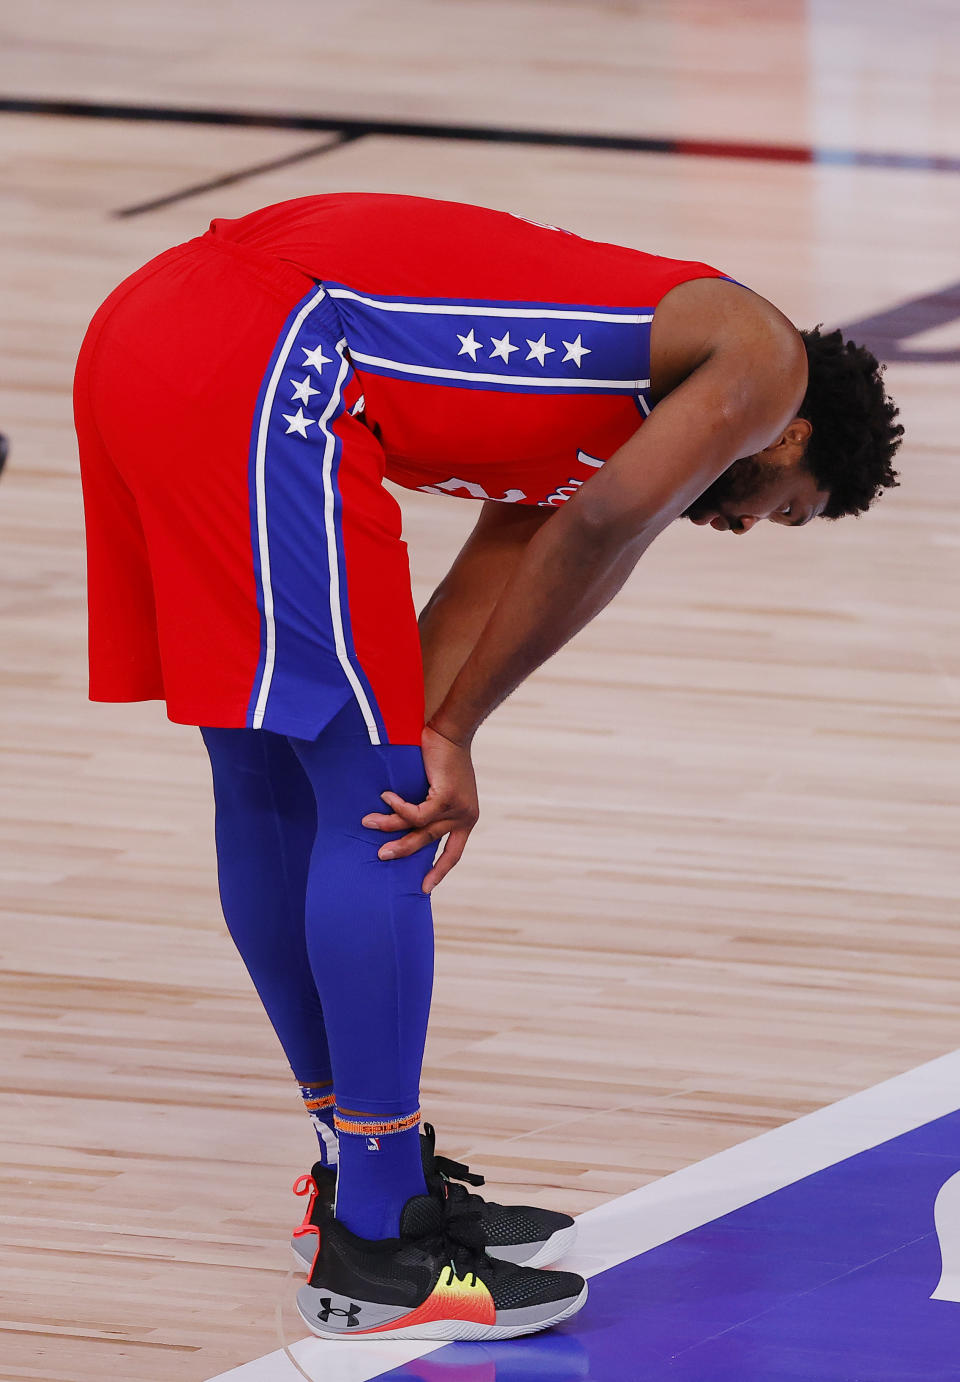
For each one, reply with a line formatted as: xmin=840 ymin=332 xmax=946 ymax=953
xmin=765 ymin=418 xmax=812 ymax=454
xmin=784 ymin=417 xmax=813 ymax=449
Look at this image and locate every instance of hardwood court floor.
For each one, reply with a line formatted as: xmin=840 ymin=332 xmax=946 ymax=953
xmin=1 ymin=4 xmax=959 ymax=1379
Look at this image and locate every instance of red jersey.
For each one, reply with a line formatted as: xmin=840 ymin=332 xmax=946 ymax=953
xmin=76 ymin=194 xmax=730 ymax=740
xmin=209 ymin=194 xmax=729 ymax=508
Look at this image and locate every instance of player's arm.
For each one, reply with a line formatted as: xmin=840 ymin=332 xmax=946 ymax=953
xmin=419 ymin=502 xmax=555 ymax=720
xmin=430 ymin=324 xmax=806 ymax=746
xmin=368 ymin=318 xmax=807 ymax=891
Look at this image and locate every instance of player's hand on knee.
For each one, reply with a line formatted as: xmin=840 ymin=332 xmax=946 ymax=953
xmin=361 ymin=726 xmax=479 ymax=893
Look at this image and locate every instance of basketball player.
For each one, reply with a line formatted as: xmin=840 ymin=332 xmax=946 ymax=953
xmin=73 ymin=194 xmax=902 ymax=1341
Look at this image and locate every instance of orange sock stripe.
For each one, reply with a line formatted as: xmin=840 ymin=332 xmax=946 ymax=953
xmin=302 ymin=1094 xmax=336 ymax=1111
xmin=332 ymin=1109 xmax=421 ymax=1137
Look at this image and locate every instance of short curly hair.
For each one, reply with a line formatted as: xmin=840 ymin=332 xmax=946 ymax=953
xmin=799 ymin=326 xmax=903 ymax=518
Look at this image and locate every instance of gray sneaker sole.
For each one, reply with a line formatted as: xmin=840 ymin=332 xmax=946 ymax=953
xmin=484 ymin=1221 xmax=578 ymax=1267
xmin=290 ymin=1219 xmax=577 ymax=1272
xmin=296 ymin=1279 xmax=588 ymax=1341
xmin=291 ymin=1231 xmax=319 ymax=1269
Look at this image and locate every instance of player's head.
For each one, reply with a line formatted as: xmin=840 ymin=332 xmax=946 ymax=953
xmin=683 ymin=327 xmax=903 ymax=533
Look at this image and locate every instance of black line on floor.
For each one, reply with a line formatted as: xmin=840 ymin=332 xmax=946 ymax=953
xmin=114 ymin=131 xmax=362 ymax=217
xmin=1 ymin=94 xmax=674 ymax=149
xmin=3 ymin=94 xmax=960 ymax=174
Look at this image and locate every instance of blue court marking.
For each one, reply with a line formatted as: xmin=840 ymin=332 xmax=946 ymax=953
xmin=374 ymin=1111 xmax=960 ymax=1382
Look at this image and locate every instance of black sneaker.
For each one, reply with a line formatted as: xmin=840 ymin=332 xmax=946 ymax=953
xmin=421 ymin=1123 xmax=577 ymax=1268
xmin=290 ymin=1125 xmax=577 ymax=1271
xmin=296 ymin=1191 xmax=587 ymax=1341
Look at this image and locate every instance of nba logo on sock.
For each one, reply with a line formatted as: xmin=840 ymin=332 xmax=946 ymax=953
xmin=366 ymin=1136 xmax=381 ymax=1152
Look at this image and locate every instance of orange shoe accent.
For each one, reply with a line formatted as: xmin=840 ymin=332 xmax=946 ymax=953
xmin=292 ymin=1174 xmax=323 ymax=1275
xmin=291 ymin=1176 xmax=322 ymax=1277
xmin=352 ymin=1269 xmax=496 ymax=1335
xmin=292 ymin=1173 xmax=321 ymax=1247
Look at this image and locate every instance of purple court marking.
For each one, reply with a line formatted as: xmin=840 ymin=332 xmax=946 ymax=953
xmin=374 ymin=1111 xmax=960 ymax=1382
xmin=204 ymin=1051 xmax=960 ymax=1381
xmin=838 ymin=281 xmax=960 ymax=365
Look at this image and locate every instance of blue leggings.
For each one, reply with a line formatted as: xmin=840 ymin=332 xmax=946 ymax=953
xmin=201 ymin=697 xmax=434 ymax=1123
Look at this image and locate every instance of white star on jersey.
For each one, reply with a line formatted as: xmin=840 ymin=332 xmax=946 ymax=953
xmin=301 ymin=344 xmax=333 ymax=372
xmin=525 ymin=333 xmax=555 ymax=366
xmin=456 ymin=329 xmax=482 ymax=361
xmin=490 ymin=331 xmax=519 ymax=363
xmin=561 ymin=334 xmax=591 ymax=367
xmin=282 ymin=407 xmax=316 ymax=438
xmin=290 ymin=375 xmax=321 ymax=404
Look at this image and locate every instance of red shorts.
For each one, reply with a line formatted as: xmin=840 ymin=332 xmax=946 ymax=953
xmin=74 ymin=236 xmax=424 ymax=743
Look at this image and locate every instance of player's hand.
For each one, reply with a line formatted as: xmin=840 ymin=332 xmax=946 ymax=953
xmin=361 ymin=725 xmax=479 ymax=894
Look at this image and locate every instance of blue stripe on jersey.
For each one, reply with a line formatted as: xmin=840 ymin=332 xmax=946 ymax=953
xmin=245 ymin=285 xmax=386 ymax=743
xmin=324 ymin=283 xmax=654 ymax=395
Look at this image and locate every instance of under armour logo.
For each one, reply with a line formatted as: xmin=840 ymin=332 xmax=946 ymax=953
xmin=316 ymin=1297 xmax=361 ymax=1327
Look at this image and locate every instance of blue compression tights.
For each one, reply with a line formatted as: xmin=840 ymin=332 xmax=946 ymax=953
xmin=201 ymin=697 xmax=432 ymax=1239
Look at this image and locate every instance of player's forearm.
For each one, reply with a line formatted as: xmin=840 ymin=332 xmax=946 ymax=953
xmin=419 ymin=585 xmax=500 ymax=723
xmin=418 ymin=503 xmax=554 ymax=721
xmin=428 ymin=511 xmax=651 ymax=746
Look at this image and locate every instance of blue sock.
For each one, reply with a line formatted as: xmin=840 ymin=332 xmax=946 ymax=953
xmin=298 ymin=1080 xmax=339 ymax=1166
xmin=334 ymin=1111 xmax=427 ymax=1240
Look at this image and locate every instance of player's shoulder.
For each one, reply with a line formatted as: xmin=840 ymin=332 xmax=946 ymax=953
xmin=661 ymin=277 xmax=802 ymax=358
xmin=650 ymin=278 xmax=805 ymax=402
xmin=661 ymin=276 xmax=796 ymax=332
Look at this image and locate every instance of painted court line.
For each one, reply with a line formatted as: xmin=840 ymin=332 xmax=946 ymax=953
xmin=6 ymin=98 xmax=960 ymax=177
xmin=206 ymin=1047 xmax=960 ymax=1381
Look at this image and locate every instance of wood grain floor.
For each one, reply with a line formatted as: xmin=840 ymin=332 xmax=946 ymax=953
xmin=1 ymin=3 xmax=959 ymax=1378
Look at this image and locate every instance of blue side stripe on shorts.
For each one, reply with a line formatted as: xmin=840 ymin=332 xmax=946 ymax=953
xmin=245 ymin=286 xmax=385 ymax=742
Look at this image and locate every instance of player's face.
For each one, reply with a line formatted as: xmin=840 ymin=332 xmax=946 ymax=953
xmin=682 ymin=456 xmax=830 ymax=533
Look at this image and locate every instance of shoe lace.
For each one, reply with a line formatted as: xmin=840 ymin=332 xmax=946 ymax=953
xmin=422 ymin=1121 xmax=486 ymax=1212
xmin=433 ymin=1151 xmax=485 ymax=1189
xmin=413 ymin=1197 xmax=487 ymax=1288
xmin=437 ymin=1176 xmax=485 ymax=1216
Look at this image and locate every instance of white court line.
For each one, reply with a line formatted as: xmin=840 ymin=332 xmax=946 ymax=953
xmin=206 ymin=1047 xmax=960 ymax=1382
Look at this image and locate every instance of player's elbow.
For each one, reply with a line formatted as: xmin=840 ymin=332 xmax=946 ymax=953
xmin=568 ymin=478 xmax=666 ymax=547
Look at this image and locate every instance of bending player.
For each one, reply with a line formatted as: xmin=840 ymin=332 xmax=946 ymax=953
xmin=74 ymin=193 xmax=902 ymax=1341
